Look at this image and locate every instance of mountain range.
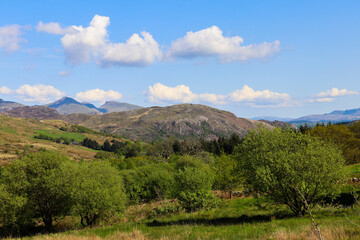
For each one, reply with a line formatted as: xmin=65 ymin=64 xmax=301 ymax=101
xmin=44 ymin=97 xmax=143 ymax=115
xmin=2 ymin=96 xmax=360 ymax=141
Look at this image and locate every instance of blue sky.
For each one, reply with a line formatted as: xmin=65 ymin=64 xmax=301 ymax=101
xmin=1 ymin=0 xmax=360 ymax=118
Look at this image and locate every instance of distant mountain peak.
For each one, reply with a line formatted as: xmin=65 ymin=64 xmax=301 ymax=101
xmin=99 ymin=101 xmax=142 ymax=113
xmin=291 ymin=107 xmax=360 ymax=124
xmin=45 ymin=97 xmax=102 ymax=115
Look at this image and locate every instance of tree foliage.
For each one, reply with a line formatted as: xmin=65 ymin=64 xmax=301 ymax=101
xmin=70 ymin=161 xmax=126 ymax=227
xmin=173 ymin=165 xmax=218 ymax=212
xmin=309 ymin=123 xmax=360 ymax=164
xmin=235 ymin=127 xmax=345 ymax=215
xmin=1 ymin=150 xmax=73 ymax=231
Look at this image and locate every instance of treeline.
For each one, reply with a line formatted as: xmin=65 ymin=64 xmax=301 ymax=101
xmin=80 ymin=133 xmax=242 ymax=161
xmin=34 ymin=133 xmax=73 ymax=145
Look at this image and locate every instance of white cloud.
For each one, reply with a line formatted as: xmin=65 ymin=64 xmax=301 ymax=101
xmin=0 ymin=24 xmax=27 ymax=52
xmin=308 ymin=98 xmax=335 ymax=103
xmin=166 ymin=26 xmax=280 ymax=63
xmin=36 ymin=21 xmax=77 ymax=35
xmin=75 ymin=89 xmax=122 ymax=104
xmin=60 ymin=15 xmax=110 ymax=64
xmin=40 ymin=15 xmax=162 ymax=66
xmin=0 ymin=86 xmax=12 ymax=95
xmin=58 ymin=69 xmax=71 ymax=76
xmin=229 ymin=85 xmax=290 ymax=102
xmin=101 ymin=31 xmax=162 ymax=67
xmin=316 ymin=88 xmax=358 ymax=98
xmin=307 ymin=88 xmax=359 ymax=103
xmin=146 ymin=83 xmax=290 ymax=107
xmin=146 ymin=83 xmax=197 ymax=103
xmin=15 ymin=84 xmax=65 ymax=103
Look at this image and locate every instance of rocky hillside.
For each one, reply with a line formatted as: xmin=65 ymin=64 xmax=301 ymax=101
xmin=3 ymin=106 xmax=62 ymax=120
xmin=66 ymin=104 xmax=271 ymax=141
xmin=0 ymin=98 xmax=24 ymax=112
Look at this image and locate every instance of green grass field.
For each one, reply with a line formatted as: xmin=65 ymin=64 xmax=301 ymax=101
xmin=11 ymin=197 xmax=360 ymax=240
xmin=34 ymin=129 xmax=86 ymax=142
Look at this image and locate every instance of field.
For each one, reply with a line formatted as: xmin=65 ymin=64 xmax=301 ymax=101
xmin=6 ymin=195 xmax=360 ymax=240
xmin=0 ymin=115 xmax=121 ymax=163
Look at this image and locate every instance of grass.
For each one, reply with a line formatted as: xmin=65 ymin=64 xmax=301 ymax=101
xmin=346 ymin=163 xmax=360 ymax=178
xmin=8 ymin=197 xmax=360 ymax=240
xmin=34 ymin=129 xmax=86 ymax=142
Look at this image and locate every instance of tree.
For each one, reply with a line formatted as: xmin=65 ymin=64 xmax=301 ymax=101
xmin=235 ymin=127 xmax=345 ymax=216
xmin=0 ymin=184 xmax=27 ymax=235
xmin=173 ymin=166 xmax=219 ymax=212
xmin=120 ymin=164 xmax=174 ymax=204
xmin=1 ymin=150 xmax=73 ymax=231
xmin=212 ymin=154 xmax=242 ymax=198
xmin=70 ymin=161 xmax=126 ymax=227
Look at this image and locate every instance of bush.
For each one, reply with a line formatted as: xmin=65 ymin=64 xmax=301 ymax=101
xmin=235 ymin=127 xmax=346 ymax=215
xmin=174 ymin=167 xmax=219 ymax=212
xmin=120 ymin=164 xmax=175 ymax=204
xmin=150 ymin=202 xmax=182 ymax=218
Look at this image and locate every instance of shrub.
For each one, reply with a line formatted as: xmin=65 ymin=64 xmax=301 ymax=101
xmin=174 ymin=167 xmax=219 ymax=212
xmin=120 ymin=164 xmax=175 ymax=204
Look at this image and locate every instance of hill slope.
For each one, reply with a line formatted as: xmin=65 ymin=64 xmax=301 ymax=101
xmin=3 ymin=106 xmax=62 ymax=120
xmin=0 ymin=98 xmax=24 ymax=112
xmin=0 ymin=115 xmax=125 ymax=164
xmin=66 ymin=104 xmax=271 ymax=141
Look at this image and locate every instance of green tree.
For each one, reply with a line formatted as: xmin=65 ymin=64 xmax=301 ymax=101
xmin=2 ymin=150 xmax=73 ymax=231
xmin=70 ymin=161 xmax=126 ymax=227
xmin=173 ymin=166 xmax=219 ymax=212
xmin=0 ymin=184 xmax=27 ymax=235
xmin=120 ymin=164 xmax=174 ymax=204
xmin=235 ymin=127 xmax=345 ymax=215
xmin=309 ymin=124 xmax=360 ymax=164
xmin=212 ymin=154 xmax=241 ymax=198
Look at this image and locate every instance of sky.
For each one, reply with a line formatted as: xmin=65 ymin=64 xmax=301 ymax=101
xmin=1 ymin=0 xmax=360 ymax=118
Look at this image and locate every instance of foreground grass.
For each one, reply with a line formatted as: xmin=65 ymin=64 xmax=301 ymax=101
xmin=8 ymin=197 xmax=360 ymax=240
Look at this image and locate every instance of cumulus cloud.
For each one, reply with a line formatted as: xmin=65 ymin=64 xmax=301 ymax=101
xmin=60 ymin=15 xmax=110 ymax=64
xmin=146 ymin=83 xmax=197 ymax=103
xmin=15 ymin=84 xmax=65 ymax=103
xmin=166 ymin=26 xmax=280 ymax=63
xmin=229 ymin=85 xmax=290 ymax=103
xmin=101 ymin=31 xmax=162 ymax=67
xmin=0 ymin=24 xmax=27 ymax=52
xmin=316 ymin=88 xmax=358 ymax=98
xmin=0 ymin=86 xmax=12 ymax=95
xmin=146 ymin=83 xmax=290 ymax=107
xmin=308 ymin=88 xmax=359 ymax=103
xmin=75 ymin=89 xmax=122 ymax=104
xmin=36 ymin=21 xmax=77 ymax=35
xmin=36 ymin=15 xmax=162 ymax=66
